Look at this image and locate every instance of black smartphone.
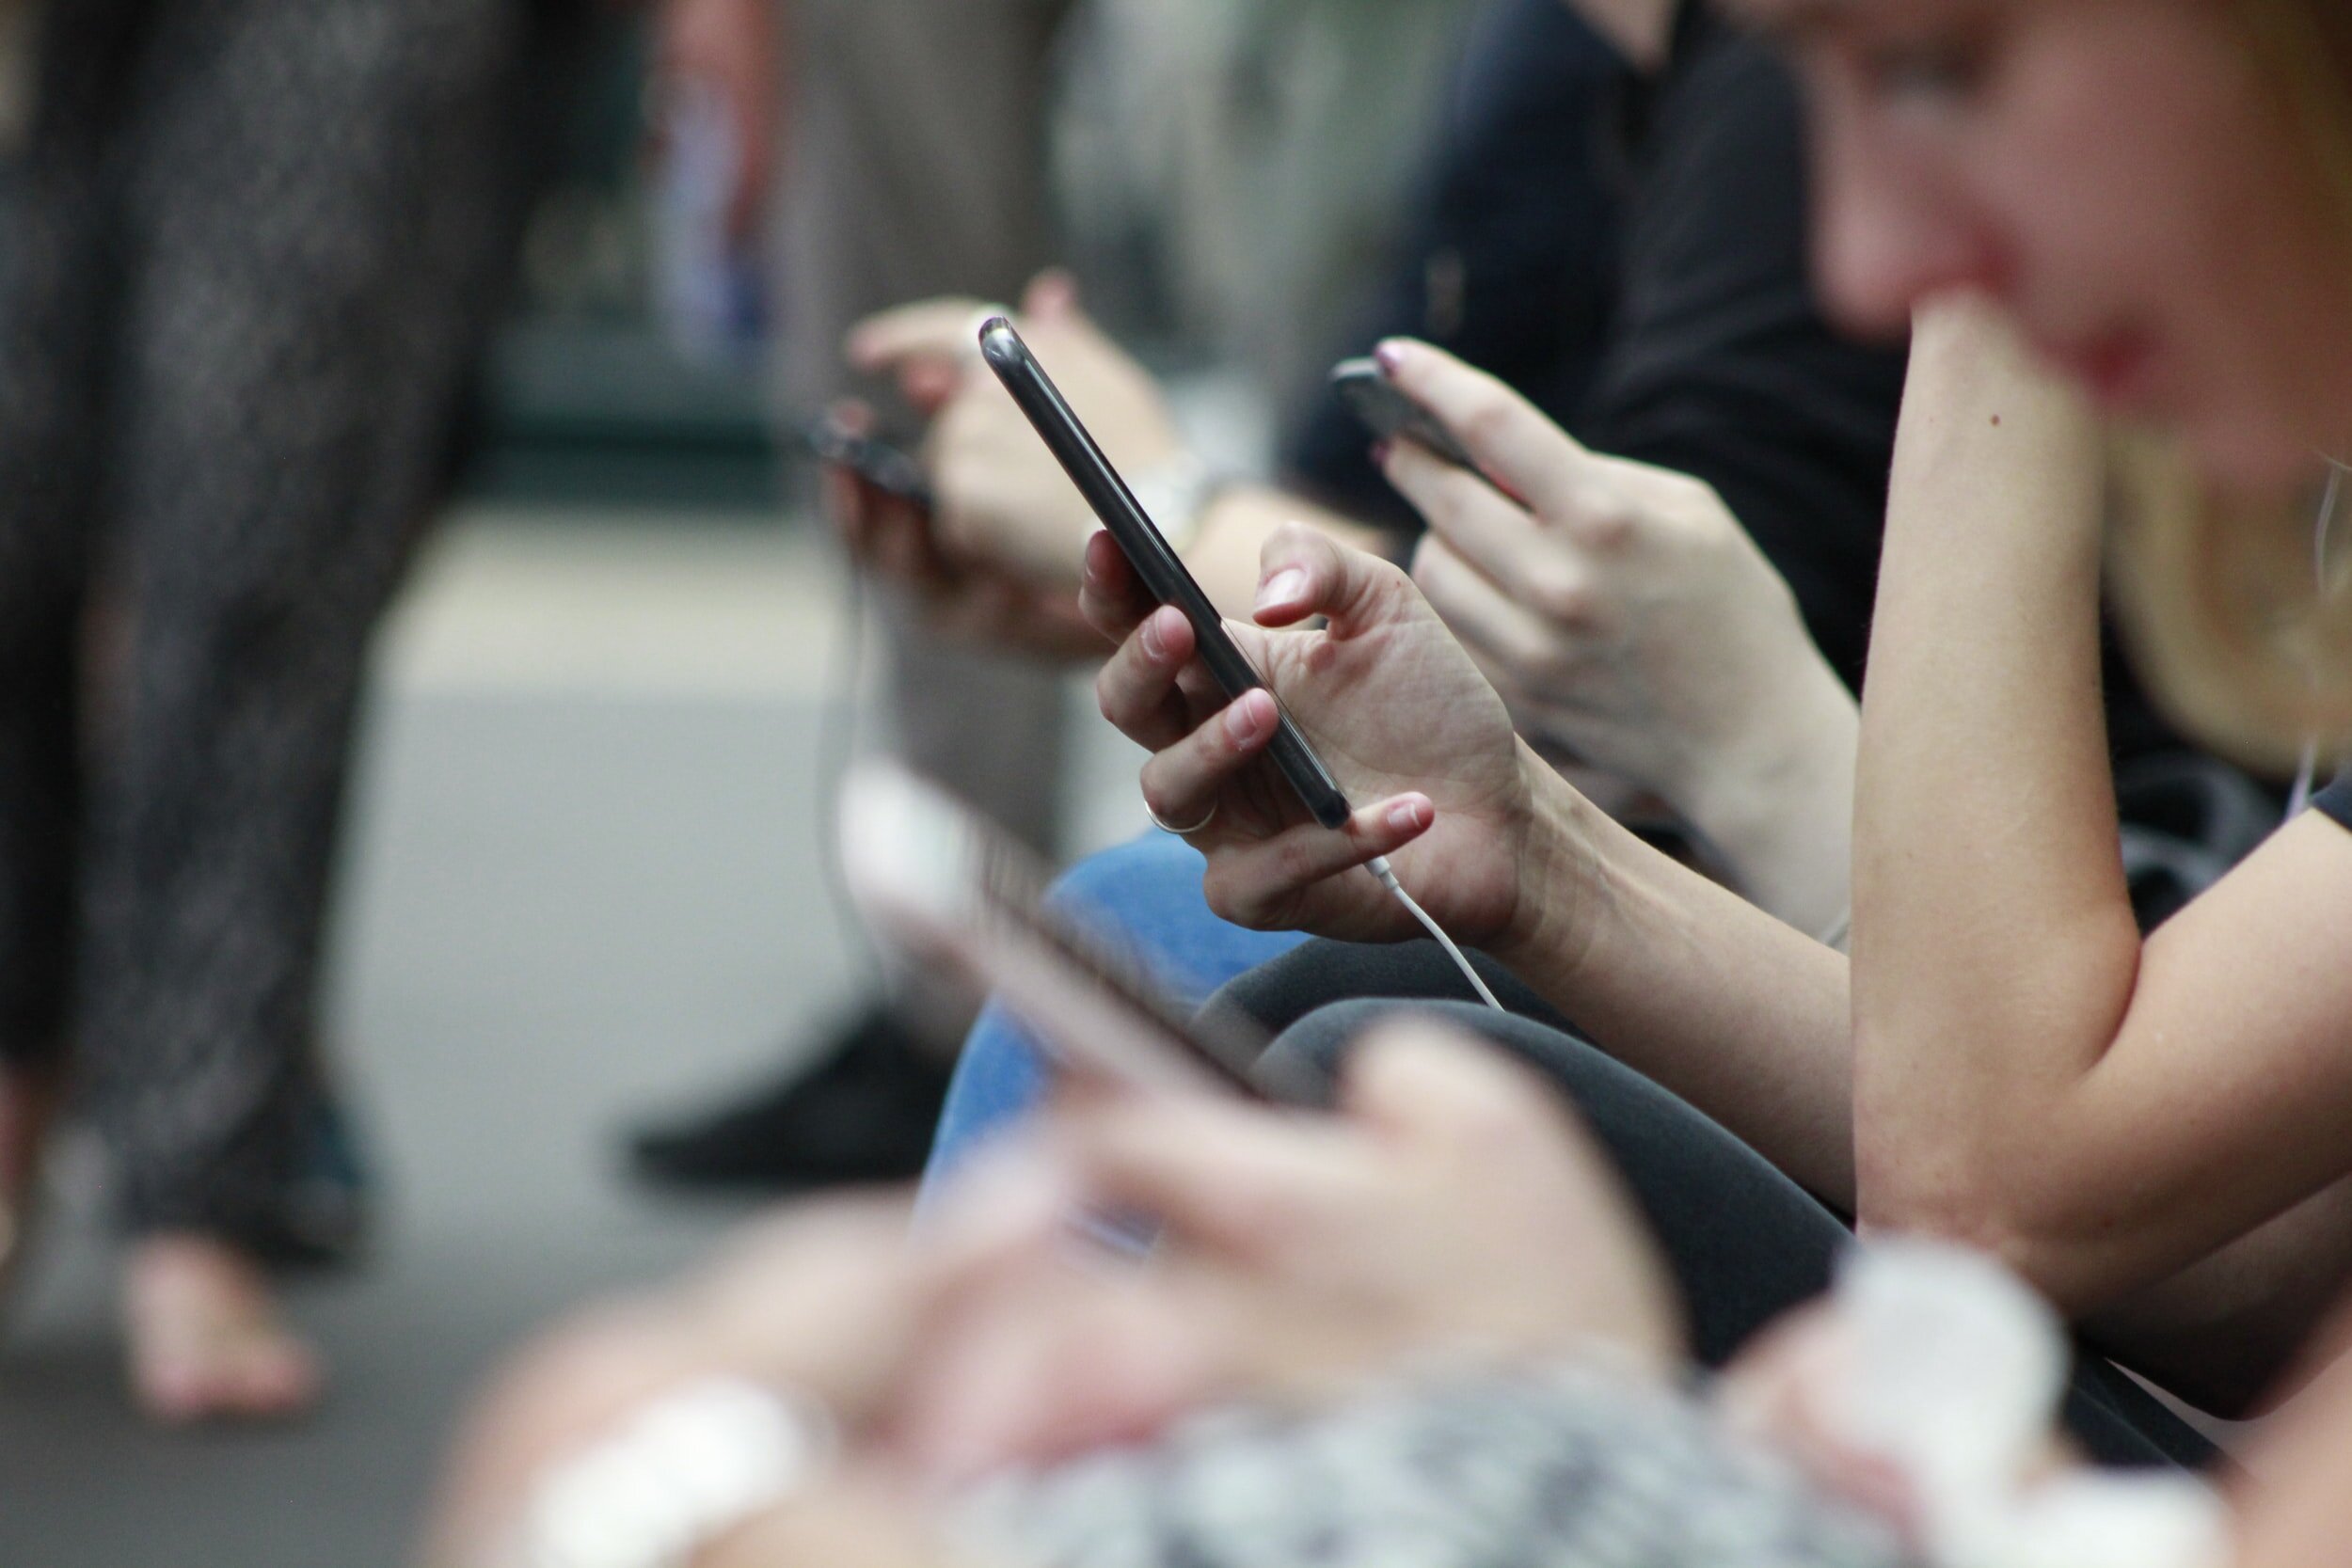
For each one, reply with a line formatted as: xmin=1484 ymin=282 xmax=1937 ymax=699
xmin=841 ymin=764 xmax=1323 ymax=1105
xmin=977 ymin=316 xmax=1353 ymax=831
xmin=800 ymin=415 xmax=935 ymax=512
xmin=1329 ymin=357 xmax=1480 ymax=470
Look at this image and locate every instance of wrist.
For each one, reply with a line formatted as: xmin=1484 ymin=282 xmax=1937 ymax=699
xmin=1672 ymin=658 xmax=1858 ymax=937
xmin=1125 ymin=451 xmax=1225 ymax=556
xmin=1486 ymin=744 xmax=1615 ymax=988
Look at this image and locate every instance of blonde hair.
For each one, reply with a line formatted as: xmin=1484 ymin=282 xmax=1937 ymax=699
xmin=2104 ymin=0 xmax=2352 ymax=773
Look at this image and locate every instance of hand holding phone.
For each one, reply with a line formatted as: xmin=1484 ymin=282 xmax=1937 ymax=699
xmin=801 ymin=414 xmax=935 ymax=512
xmin=978 ymin=317 xmax=1354 ymax=831
xmin=1330 ymin=356 xmax=1481 ymax=471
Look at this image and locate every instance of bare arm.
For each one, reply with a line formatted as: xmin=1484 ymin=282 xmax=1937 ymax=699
xmin=1184 ymin=484 xmax=1389 ymax=623
xmin=1851 ymin=299 xmax=2352 ymax=1324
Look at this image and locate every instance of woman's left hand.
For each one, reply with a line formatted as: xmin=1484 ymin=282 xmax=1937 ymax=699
xmin=895 ymin=1023 xmax=1688 ymax=1481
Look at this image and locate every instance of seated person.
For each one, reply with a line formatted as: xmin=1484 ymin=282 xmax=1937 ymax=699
xmin=427 ymin=1021 xmax=2251 ymax=1568
xmin=840 ymin=0 xmax=2267 ymax=1197
xmin=844 ymin=0 xmax=1904 ymax=1186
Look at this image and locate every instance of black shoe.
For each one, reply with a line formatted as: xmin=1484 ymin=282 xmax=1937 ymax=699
xmin=628 ymin=1005 xmax=952 ymax=1193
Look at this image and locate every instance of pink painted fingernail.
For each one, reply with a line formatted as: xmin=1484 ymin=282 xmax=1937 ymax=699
xmin=1256 ymin=567 xmax=1311 ymax=614
xmin=1374 ymin=341 xmax=1406 ymax=376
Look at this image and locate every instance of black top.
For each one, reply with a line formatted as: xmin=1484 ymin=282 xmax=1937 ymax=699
xmin=2317 ymin=774 xmax=2352 ymax=832
xmin=1283 ymin=0 xmax=1905 ymax=691
xmin=1283 ymin=0 xmax=1628 ymax=528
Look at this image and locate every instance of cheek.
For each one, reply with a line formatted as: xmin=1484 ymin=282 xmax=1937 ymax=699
xmin=1968 ymin=14 xmax=2352 ymax=474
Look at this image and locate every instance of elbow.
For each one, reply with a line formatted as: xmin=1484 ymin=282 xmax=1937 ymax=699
xmin=1853 ymin=1131 xmax=2092 ymax=1309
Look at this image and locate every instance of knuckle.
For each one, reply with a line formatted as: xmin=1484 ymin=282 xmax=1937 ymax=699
xmin=1460 ymin=395 xmax=1518 ymax=452
xmin=1201 ymin=862 xmax=1272 ymax=930
xmin=1527 ymin=571 xmax=1599 ymax=630
xmin=1576 ymin=503 xmax=1638 ymax=554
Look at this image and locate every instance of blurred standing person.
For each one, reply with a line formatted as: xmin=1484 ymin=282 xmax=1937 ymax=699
xmin=0 ymin=0 xmax=562 ymax=1421
xmin=630 ymin=0 xmax=1086 ymax=1191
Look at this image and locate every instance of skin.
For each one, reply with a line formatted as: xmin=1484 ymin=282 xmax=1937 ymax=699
xmin=1076 ymin=0 xmax=2352 ymax=1412
xmin=1719 ymin=0 xmax=2352 ymax=1405
xmin=427 ymin=1027 xmax=1691 ymax=1565
xmin=1742 ymin=0 xmax=2352 ymax=484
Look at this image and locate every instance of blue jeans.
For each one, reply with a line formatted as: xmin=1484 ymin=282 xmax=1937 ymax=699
xmin=917 ymin=832 xmax=1309 ymax=1206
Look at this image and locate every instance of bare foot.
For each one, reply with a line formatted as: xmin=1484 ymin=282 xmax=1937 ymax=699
xmin=123 ymin=1234 xmax=323 ymax=1425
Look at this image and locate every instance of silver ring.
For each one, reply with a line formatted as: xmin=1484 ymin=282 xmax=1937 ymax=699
xmin=1147 ymin=798 xmax=1218 ymax=836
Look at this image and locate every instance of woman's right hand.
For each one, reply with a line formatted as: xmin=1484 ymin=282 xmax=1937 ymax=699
xmin=1076 ymin=522 xmax=1578 ymax=951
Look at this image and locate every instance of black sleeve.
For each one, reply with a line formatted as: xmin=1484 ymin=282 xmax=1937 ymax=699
xmin=2316 ymin=774 xmax=2352 ymax=832
xmin=1572 ymin=19 xmax=1907 ymax=692
xmin=1279 ymin=0 xmax=1629 ymax=526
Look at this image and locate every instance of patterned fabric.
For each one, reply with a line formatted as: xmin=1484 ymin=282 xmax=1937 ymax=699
xmin=959 ymin=1361 xmax=1912 ymax=1568
xmin=0 ymin=0 xmax=542 ymax=1257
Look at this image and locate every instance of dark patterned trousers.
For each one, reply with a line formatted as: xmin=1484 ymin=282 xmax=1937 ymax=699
xmin=0 ymin=0 xmax=543 ymax=1256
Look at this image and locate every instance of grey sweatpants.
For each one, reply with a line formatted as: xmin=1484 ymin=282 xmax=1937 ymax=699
xmin=772 ymin=0 xmax=1080 ymax=856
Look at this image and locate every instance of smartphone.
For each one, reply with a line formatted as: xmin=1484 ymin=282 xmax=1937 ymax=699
xmin=799 ymin=415 xmax=935 ymax=512
xmin=1330 ymin=357 xmax=1480 ymax=471
xmin=839 ymin=764 xmax=1320 ymax=1104
xmin=977 ymin=317 xmax=1353 ymax=831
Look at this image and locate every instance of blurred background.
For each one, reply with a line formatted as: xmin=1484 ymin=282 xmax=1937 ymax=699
xmin=0 ymin=2 xmax=1474 ymax=1560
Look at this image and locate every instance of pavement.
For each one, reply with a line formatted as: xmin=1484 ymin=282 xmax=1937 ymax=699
xmin=0 ymin=510 xmax=952 ymax=1567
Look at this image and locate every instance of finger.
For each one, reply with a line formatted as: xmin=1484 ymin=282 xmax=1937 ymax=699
xmin=1336 ymin=1023 xmax=1577 ymax=1151
xmin=1095 ymin=603 xmax=1201 ymax=752
xmin=869 ymin=488 xmax=954 ymax=587
xmin=1047 ymin=1093 xmax=1364 ymax=1258
xmin=1375 ymin=339 xmax=1593 ymax=518
xmin=1021 ymin=267 xmax=1081 ymax=323
xmin=1136 ymin=689 xmax=1280 ymax=832
xmin=898 ymin=356 xmax=965 ymax=418
xmin=1203 ymin=795 xmax=1436 ymax=930
xmin=1384 ymin=441 xmax=1606 ymax=628
xmin=1409 ymin=535 xmax=1576 ymax=676
xmin=847 ymin=297 xmax=999 ymax=372
xmin=1250 ymin=520 xmax=1421 ymax=637
xmin=824 ymin=464 xmax=875 ymax=562
xmin=1078 ymin=530 xmax=1159 ymax=641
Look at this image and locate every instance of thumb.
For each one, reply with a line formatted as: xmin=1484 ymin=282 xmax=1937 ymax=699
xmin=1022 ymin=267 xmax=1083 ymax=325
xmin=1252 ymin=521 xmax=1420 ymax=638
xmin=1338 ymin=1022 xmax=1566 ymax=1155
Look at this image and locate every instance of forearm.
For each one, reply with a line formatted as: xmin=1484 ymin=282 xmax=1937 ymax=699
xmin=1850 ymin=300 xmax=2141 ymax=1235
xmin=1677 ymin=654 xmax=1859 ymax=947
xmin=1185 ymin=487 xmax=1390 ymax=621
xmin=2087 ymin=1178 xmax=2352 ymax=1417
xmin=1494 ymin=760 xmax=1858 ymax=1207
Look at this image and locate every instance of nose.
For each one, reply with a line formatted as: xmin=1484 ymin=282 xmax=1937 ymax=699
xmin=1809 ymin=115 xmax=2010 ymax=339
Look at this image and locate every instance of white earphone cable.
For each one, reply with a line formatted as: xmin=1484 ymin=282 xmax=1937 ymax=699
xmin=1366 ymin=854 xmax=1505 ymax=1011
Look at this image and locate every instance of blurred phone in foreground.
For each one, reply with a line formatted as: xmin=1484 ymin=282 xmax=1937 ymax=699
xmin=840 ymin=765 xmax=1321 ymax=1105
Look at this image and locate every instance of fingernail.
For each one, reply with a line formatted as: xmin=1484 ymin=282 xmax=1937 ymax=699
xmin=1256 ymin=567 xmax=1310 ymax=614
xmin=1369 ymin=439 xmax=1392 ymax=467
xmin=1226 ymin=692 xmax=1272 ymax=746
xmin=1374 ymin=341 xmax=1406 ymax=376
xmin=1388 ymin=797 xmax=1430 ymax=832
xmin=1140 ymin=611 xmax=1169 ymax=660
